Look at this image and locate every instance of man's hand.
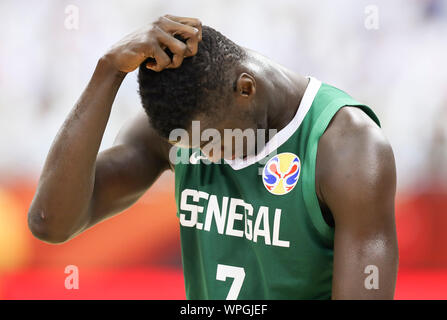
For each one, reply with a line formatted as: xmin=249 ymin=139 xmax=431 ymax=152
xmin=104 ymin=15 xmax=202 ymax=73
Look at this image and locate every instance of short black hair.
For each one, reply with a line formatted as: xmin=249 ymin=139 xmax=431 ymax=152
xmin=138 ymin=25 xmax=246 ymax=139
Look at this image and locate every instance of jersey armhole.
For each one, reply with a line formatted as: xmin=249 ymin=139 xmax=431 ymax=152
xmin=301 ymin=98 xmax=380 ymax=246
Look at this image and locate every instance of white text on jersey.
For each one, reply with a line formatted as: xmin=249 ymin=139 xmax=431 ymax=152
xmin=179 ymin=188 xmax=290 ymax=248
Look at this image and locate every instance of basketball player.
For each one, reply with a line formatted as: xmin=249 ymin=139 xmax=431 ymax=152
xmin=28 ymin=15 xmax=398 ymax=299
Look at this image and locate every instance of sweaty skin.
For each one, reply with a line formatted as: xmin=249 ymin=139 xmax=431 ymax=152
xmin=28 ymin=15 xmax=397 ymax=299
xmin=316 ymin=106 xmax=398 ymax=299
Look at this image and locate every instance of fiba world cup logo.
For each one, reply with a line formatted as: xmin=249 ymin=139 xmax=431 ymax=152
xmin=262 ymin=152 xmax=301 ymax=195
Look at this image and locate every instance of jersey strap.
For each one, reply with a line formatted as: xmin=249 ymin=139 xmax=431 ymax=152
xmin=301 ymin=83 xmax=381 ymax=244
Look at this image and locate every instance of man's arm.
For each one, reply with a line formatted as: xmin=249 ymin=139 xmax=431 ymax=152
xmin=81 ymin=111 xmax=172 ymax=232
xmin=27 ymin=15 xmax=202 ymax=244
xmin=316 ymin=106 xmax=398 ymax=299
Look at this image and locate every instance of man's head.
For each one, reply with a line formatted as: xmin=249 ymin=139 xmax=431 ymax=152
xmin=138 ymin=26 xmax=263 ymax=161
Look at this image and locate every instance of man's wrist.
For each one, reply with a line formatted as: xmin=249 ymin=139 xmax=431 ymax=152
xmin=97 ymin=54 xmax=128 ymax=80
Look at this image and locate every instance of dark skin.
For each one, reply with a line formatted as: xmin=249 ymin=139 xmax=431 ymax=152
xmin=28 ymin=15 xmax=398 ymax=299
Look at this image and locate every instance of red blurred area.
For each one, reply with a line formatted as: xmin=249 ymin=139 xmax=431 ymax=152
xmin=0 ymin=268 xmax=445 ymax=300
xmin=395 ymin=191 xmax=447 ymax=268
xmin=0 ymin=268 xmax=185 ymax=300
xmin=0 ymin=177 xmax=446 ymax=299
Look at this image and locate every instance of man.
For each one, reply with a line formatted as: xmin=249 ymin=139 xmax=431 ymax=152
xmin=28 ymin=15 xmax=398 ymax=299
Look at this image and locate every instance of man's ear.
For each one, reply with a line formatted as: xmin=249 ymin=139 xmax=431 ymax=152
xmin=236 ymin=73 xmax=256 ymax=98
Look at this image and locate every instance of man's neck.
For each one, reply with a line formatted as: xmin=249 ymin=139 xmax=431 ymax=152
xmin=266 ymin=68 xmax=309 ymax=133
xmin=243 ymin=48 xmax=309 ymax=133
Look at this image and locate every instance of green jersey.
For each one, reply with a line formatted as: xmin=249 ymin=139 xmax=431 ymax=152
xmin=174 ymin=77 xmax=380 ymax=299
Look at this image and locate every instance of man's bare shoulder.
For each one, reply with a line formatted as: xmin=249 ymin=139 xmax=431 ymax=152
xmin=320 ymin=106 xmax=387 ymax=149
xmin=315 ymin=106 xmax=395 ymax=207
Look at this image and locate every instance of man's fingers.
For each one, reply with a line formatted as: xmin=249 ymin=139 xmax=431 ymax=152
xmin=157 ymin=16 xmax=201 ymax=57
xmin=158 ymin=16 xmax=200 ymax=39
xmin=145 ymin=15 xmax=202 ymax=71
xmin=168 ymin=53 xmax=185 ymax=69
xmin=184 ymin=38 xmax=199 ymax=57
xmin=146 ymin=45 xmax=171 ymax=72
xmin=163 ymin=15 xmax=202 ymax=41
xmin=156 ymin=28 xmax=188 ymax=69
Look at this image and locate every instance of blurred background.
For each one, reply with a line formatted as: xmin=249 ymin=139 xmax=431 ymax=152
xmin=0 ymin=0 xmax=446 ymax=299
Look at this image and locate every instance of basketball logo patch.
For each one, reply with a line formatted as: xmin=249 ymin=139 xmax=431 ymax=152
xmin=262 ymin=152 xmax=301 ymax=195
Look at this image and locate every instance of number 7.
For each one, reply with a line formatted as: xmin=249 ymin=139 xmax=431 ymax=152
xmin=216 ymin=264 xmax=246 ymax=300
